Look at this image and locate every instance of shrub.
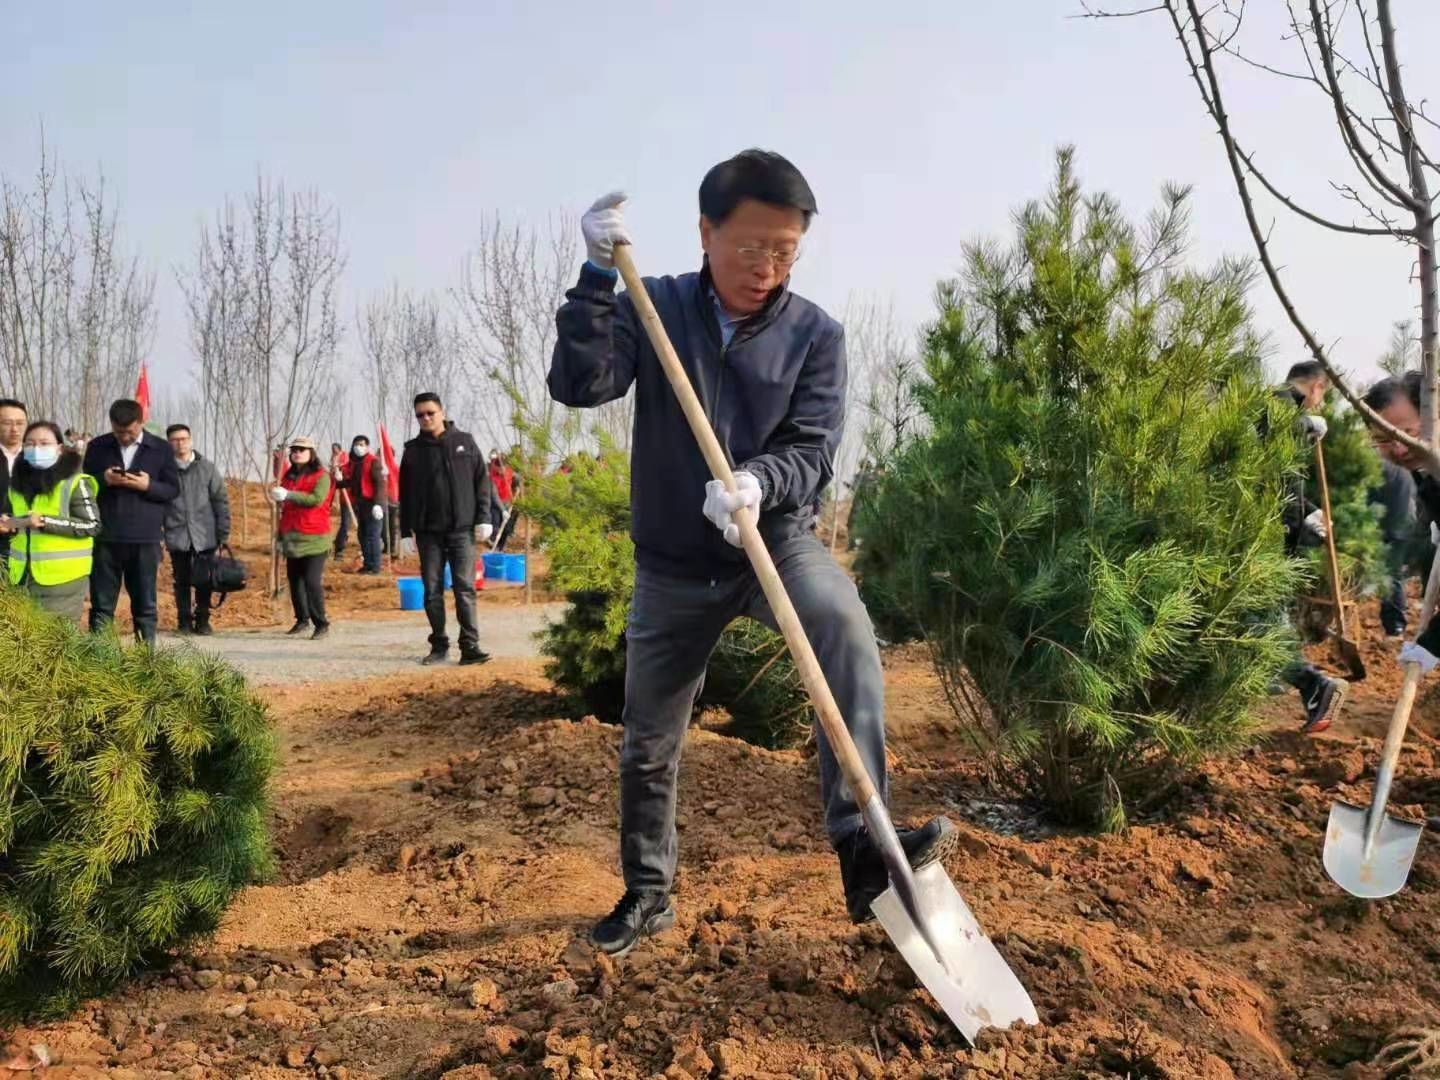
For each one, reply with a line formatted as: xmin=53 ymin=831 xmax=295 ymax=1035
xmin=0 ymin=589 xmax=275 ymax=1017
xmin=525 ymin=435 xmax=809 ymax=745
xmin=854 ymin=148 xmax=1306 ymax=831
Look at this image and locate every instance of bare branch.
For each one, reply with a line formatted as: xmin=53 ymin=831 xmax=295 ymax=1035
xmin=1172 ymin=0 xmax=1435 ymax=461
xmin=1071 ymin=1 xmax=1167 ymax=16
xmin=1236 ymin=145 xmax=1403 ymax=236
xmin=1309 ymin=0 xmax=1421 ymax=211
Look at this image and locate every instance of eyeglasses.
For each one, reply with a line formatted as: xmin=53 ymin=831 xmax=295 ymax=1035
xmin=415 ymin=409 xmax=439 ymax=419
xmin=734 ymin=244 xmax=801 ymax=269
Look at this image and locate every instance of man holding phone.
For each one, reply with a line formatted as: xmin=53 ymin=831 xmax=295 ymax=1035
xmin=83 ymin=399 xmax=180 ymax=645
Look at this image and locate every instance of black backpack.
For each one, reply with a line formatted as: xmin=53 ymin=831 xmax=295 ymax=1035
xmin=206 ymin=544 xmax=250 ymax=609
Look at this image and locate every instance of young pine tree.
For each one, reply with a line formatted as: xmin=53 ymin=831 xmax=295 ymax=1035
xmin=0 ymin=589 xmax=275 ymax=1017
xmin=855 ymin=148 xmax=1306 ymax=830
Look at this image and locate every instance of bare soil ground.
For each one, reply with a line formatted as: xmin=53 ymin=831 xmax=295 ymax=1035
xmin=8 ymin=570 xmax=1440 ymax=1078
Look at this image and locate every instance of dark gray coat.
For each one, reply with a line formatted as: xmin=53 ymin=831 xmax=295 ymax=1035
xmin=164 ymin=453 xmax=231 ymax=552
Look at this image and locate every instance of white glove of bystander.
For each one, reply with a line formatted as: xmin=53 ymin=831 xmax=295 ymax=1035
xmin=371 ymin=504 xmax=384 ymax=521
xmin=1400 ymin=640 xmax=1440 ymax=674
xmin=477 ymin=523 xmax=494 ymax=542
xmin=581 ymin=192 xmax=632 ymax=270
xmin=1296 ymin=414 xmax=1328 ymax=442
xmin=1303 ymin=508 xmax=1328 ymax=540
xmin=702 ymin=471 xmax=763 ymax=548
xmin=270 ymin=486 xmax=288 ymax=503
xmin=401 ymin=537 xmax=417 ymax=559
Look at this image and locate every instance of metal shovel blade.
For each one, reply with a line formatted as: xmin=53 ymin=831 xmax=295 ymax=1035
xmin=870 ymin=862 xmax=1040 ymax=1043
xmin=1323 ymin=801 xmax=1424 ymax=899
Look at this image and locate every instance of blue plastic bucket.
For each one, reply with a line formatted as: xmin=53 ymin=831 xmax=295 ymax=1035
xmin=503 ymin=553 xmax=527 ymax=583
xmin=397 ymin=577 xmax=424 ymax=610
xmin=482 ymin=552 xmax=507 ymax=580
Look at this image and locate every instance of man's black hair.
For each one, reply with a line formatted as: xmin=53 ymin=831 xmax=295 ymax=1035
xmin=1363 ymin=370 xmax=1423 ymax=412
xmin=699 ymin=149 xmax=818 ymax=229
xmin=166 ymin=423 xmax=190 ymax=438
xmin=109 ymin=399 xmax=143 ymax=426
xmin=352 ymin=434 xmax=370 ymax=445
xmin=414 ymin=392 xmax=442 ymax=409
xmin=1285 ymin=360 xmax=1327 ymax=384
xmin=0 ymin=399 xmax=26 ymax=414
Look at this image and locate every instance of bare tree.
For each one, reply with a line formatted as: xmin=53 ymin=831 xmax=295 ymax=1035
xmin=1081 ymin=0 xmax=1440 ymax=461
xmin=179 ymin=175 xmax=344 ymax=588
xmin=0 ymin=135 xmax=156 ymax=429
xmin=1379 ymin=318 xmax=1419 ymax=376
xmin=851 ymin=297 xmax=922 ymax=465
xmin=454 ymin=212 xmax=580 ymax=460
xmin=358 ymin=284 xmax=459 ymax=441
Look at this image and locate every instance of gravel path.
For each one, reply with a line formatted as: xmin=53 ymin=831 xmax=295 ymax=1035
xmin=164 ymin=602 xmax=565 ymax=685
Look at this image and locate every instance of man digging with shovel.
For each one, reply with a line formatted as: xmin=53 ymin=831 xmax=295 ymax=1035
xmin=549 ymin=150 xmax=958 ymax=958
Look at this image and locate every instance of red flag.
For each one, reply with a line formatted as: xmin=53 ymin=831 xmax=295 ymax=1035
xmin=135 ymin=363 xmax=151 ymax=421
xmin=377 ymin=422 xmax=400 ymax=501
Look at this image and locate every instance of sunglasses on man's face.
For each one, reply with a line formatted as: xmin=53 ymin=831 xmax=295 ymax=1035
xmin=415 ymin=409 xmax=439 ymax=419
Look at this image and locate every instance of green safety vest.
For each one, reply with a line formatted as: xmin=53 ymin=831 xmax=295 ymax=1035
xmin=8 ymin=474 xmax=98 ymax=586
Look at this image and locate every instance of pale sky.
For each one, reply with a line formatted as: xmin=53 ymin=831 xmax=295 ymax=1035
xmin=6 ymin=1 xmax=1439 ymax=431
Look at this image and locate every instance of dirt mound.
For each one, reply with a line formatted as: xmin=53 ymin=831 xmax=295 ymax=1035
xmin=11 ymin=599 xmax=1440 ymax=1078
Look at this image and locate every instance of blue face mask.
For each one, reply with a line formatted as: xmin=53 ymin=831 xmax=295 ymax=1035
xmin=23 ymin=446 xmax=58 ymax=469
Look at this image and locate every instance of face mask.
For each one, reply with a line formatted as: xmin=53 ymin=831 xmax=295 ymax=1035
xmin=24 ymin=446 xmax=58 ymax=469
xmin=352 ymin=445 xmax=368 ymax=457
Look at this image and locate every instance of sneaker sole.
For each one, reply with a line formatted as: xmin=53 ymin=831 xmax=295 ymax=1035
xmin=850 ymin=818 xmax=963 ymax=924
xmin=907 ymin=816 xmax=961 ymax=871
xmin=592 ymin=906 xmax=677 ymax=960
xmin=1303 ymin=680 xmax=1348 ymax=736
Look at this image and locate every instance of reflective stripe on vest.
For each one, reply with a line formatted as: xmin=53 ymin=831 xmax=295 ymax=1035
xmin=9 ymin=475 xmax=97 ymax=586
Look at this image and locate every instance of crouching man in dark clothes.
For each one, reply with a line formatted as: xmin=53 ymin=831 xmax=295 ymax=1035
xmin=1363 ymin=371 xmax=1440 ymax=672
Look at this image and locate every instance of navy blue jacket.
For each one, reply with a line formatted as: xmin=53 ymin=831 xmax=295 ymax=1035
xmin=83 ymin=431 xmax=180 ymax=544
xmin=549 ymin=262 xmax=846 ymax=577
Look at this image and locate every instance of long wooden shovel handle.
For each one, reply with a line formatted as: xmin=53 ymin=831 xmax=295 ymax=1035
xmin=613 ymin=244 xmax=878 ymax=807
xmin=1313 ymin=440 xmax=1349 ymax=640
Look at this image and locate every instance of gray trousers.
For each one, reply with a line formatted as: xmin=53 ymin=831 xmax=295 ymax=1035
xmin=621 ymin=533 xmax=887 ymax=894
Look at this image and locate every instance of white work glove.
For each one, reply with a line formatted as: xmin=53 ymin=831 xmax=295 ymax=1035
xmin=1431 ymin=521 xmax=1439 ymax=545
xmin=702 ymin=471 xmax=763 ymax=548
xmin=1400 ymin=641 xmax=1440 ymax=674
xmin=270 ymin=486 xmax=288 ymax=503
xmin=371 ymin=504 xmax=384 ymax=521
xmin=1296 ymin=414 xmax=1328 ymax=442
xmin=477 ymin=523 xmax=494 ymax=542
xmin=400 ymin=537 xmax=417 ymax=558
xmin=1303 ymin=508 xmax=1327 ymax=540
xmin=581 ymin=191 xmax=631 ymax=271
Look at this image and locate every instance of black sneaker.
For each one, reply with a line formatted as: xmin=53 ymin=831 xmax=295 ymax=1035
xmin=311 ymin=623 xmax=331 ymax=641
xmin=1302 ymin=676 xmax=1348 ymax=735
xmin=458 ymin=648 xmax=491 ymax=667
xmin=286 ymin=620 xmax=311 ymax=636
xmin=176 ymin=618 xmax=193 ymax=636
xmin=837 ymin=816 xmax=961 ymax=924
xmin=589 ymin=891 xmax=676 ymax=958
xmin=194 ymin=621 xmax=214 ymax=637
xmin=421 ymin=648 xmax=448 ymax=666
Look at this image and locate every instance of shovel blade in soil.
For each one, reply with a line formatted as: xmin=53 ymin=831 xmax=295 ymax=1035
xmin=871 ymin=862 xmax=1039 ymax=1043
xmin=1335 ymin=636 xmax=1366 ymax=682
xmin=1324 ymin=802 xmax=1424 ymax=898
